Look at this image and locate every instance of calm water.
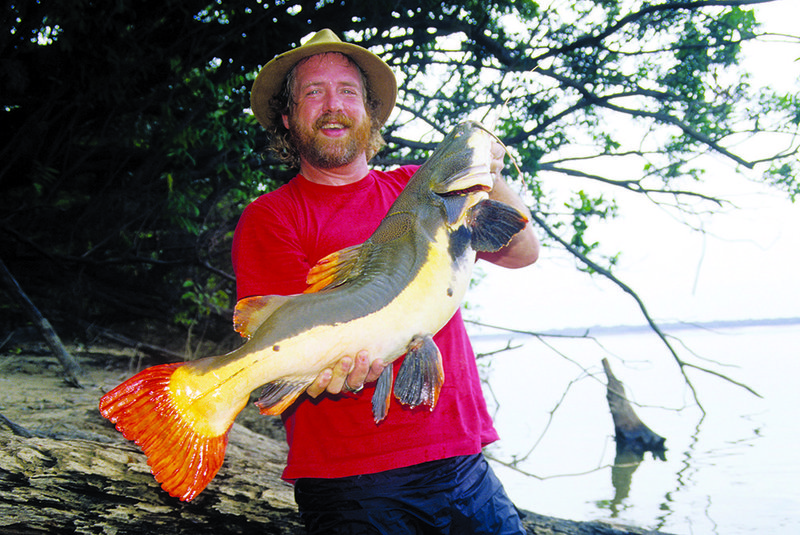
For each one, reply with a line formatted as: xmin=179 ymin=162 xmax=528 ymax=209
xmin=473 ymin=321 xmax=800 ymax=534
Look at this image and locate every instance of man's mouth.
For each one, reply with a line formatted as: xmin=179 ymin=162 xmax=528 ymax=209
xmin=321 ymin=122 xmax=346 ymax=131
xmin=315 ymin=114 xmax=353 ymax=135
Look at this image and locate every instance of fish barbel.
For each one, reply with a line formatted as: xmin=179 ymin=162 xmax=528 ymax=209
xmin=99 ymin=121 xmax=528 ymax=501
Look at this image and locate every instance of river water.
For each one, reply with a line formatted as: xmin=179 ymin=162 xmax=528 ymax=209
xmin=473 ymin=320 xmax=800 ymax=535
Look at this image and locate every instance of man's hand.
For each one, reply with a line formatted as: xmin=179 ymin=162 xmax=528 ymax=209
xmin=490 ymin=139 xmax=506 ymax=180
xmin=306 ymin=350 xmax=386 ymax=398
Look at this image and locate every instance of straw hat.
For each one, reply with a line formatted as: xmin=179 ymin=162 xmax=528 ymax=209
xmin=250 ymin=29 xmax=397 ymax=130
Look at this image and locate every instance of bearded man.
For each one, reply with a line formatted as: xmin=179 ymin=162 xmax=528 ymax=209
xmin=233 ymin=29 xmax=539 ymax=534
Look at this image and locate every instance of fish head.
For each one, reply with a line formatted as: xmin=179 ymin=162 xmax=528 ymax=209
xmin=422 ymin=121 xmax=496 ymax=228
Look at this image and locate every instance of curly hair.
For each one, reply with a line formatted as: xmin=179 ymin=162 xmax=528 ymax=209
xmin=266 ymin=53 xmax=386 ymax=169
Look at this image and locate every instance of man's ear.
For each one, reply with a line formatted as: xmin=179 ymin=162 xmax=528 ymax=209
xmin=282 ymin=114 xmax=290 ymax=129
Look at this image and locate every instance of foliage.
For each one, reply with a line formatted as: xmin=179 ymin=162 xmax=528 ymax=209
xmin=1 ymin=0 xmax=797 ymax=346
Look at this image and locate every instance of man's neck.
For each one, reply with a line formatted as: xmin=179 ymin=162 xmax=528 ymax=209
xmin=299 ymin=156 xmax=370 ymax=186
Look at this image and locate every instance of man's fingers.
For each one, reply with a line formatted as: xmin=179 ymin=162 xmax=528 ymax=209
xmin=343 ymin=351 xmax=370 ymax=391
xmin=326 ymin=356 xmax=352 ymax=394
xmin=365 ymin=358 xmax=386 ymax=383
xmin=490 ymin=140 xmax=506 ymax=178
xmin=306 ymin=368 xmax=332 ymax=398
xmin=307 ymin=352 xmax=381 ymax=398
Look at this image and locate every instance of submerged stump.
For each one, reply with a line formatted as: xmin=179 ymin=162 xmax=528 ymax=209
xmin=602 ymin=358 xmax=667 ymax=514
xmin=602 ymin=358 xmax=667 ymax=459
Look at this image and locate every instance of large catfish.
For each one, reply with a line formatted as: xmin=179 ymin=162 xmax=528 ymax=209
xmin=99 ymin=121 xmax=528 ymax=501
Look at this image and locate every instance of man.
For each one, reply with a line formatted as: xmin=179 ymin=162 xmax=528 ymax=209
xmin=234 ymin=29 xmax=539 ymax=534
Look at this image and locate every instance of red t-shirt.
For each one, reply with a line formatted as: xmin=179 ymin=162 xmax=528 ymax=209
xmin=231 ymin=166 xmax=499 ymax=480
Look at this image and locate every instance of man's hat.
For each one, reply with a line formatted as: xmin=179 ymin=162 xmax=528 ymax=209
xmin=250 ymin=29 xmax=397 ymax=130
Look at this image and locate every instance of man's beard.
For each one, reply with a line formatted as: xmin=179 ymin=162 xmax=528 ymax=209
xmin=290 ymin=111 xmax=372 ymax=169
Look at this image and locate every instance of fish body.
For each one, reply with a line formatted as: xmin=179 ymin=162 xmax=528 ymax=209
xmin=99 ymin=121 xmax=528 ymax=501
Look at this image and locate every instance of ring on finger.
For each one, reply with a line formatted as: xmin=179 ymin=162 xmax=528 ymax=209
xmin=343 ymin=378 xmax=363 ymax=393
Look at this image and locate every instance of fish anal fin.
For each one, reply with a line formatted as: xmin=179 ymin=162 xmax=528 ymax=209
xmin=98 ymin=363 xmax=229 ymax=502
xmin=468 ymin=199 xmax=528 ymax=253
xmin=305 ymin=244 xmax=365 ymax=293
xmin=394 ymin=335 xmax=444 ymax=410
xmin=372 ymin=365 xmax=394 ymax=423
xmin=233 ymin=295 xmax=290 ymax=338
xmin=254 ymin=380 xmax=312 ymax=415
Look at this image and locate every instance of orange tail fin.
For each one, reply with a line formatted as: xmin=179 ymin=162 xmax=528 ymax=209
xmin=99 ymin=363 xmax=229 ymax=501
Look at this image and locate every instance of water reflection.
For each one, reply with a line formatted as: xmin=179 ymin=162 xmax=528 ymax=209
xmin=610 ymin=448 xmax=643 ymax=515
xmin=477 ymin=323 xmax=799 ymax=534
xmin=610 ymin=448 xmax=662 ymax=516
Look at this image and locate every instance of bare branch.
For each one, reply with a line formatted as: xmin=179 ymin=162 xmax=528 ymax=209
xmin=525 ymin=208 xmax=765 ymax=410
xmin=536 ymin=163 xmax=727 ymax=205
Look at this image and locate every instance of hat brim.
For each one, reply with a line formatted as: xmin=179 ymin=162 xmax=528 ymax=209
xmin=250 ymin=33 xmax=397 ymax=130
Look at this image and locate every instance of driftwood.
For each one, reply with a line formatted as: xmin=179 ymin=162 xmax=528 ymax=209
xmin=0 ymin=349 xmax=673 ymax=534
xmin=0 ymin=257 xmax=83 ymax=387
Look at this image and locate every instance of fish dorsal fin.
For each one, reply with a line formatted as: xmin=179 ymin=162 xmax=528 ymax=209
xmin=233 ymin=294 xmax=291 ymax=339
xmin=305 ymin=243 xmax=367 ymax=293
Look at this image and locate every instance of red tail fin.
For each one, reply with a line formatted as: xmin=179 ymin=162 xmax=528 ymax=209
xmin=99 ymin=363 xmax=229 ymax=501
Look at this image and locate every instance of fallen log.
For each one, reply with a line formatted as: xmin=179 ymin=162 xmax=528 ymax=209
xmin=0 ymin=427 xmax=673 ymax=535
xmin=0 ymin=426 xmax=301 ymax=534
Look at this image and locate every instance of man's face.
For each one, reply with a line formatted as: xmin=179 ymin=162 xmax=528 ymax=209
xmin=283 ymin=53 xmax=372 ymax=169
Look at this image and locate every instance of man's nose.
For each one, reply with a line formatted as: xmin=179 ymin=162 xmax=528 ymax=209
xmin=322 ymin=91 xmax=344 ymax=113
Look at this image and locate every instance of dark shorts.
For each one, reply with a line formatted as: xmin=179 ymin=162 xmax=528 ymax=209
xmin=294 ymin=453 xmax=526 ymax=535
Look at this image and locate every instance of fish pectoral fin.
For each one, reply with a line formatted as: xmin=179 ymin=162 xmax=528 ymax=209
xmin=305 ymin=243 xmax=366 ymax=293
xmin=233 ymin=294 xmax=291 ymax=338
xmin=98 ymin=363 xmax=230 ymax=502
xmin=394 ymin=335 xmax=444 ymax=411
xmin=468 ymin=199 xmax=529 ymax=253
xmin=254 ymin=379 xmax=313 ymax=415
xmin=371 ymin=365 xmax=394 ymax=424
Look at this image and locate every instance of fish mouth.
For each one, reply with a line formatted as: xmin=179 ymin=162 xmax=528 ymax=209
xmin=434 ymin=170 xmax=493 ymax=226
xmin=431 ymin=124 xmax=495 ymax=197
xmin=421 ymin=121 xmax=500 ymax=225
xmin=432 ymin=162 xmax=494 ymax=200
xmin=439 ymin=183 xmax=491 ymax=197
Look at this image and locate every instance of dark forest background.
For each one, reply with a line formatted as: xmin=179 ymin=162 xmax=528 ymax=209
xmin=2 ymin=0 xmax=797 ymax=357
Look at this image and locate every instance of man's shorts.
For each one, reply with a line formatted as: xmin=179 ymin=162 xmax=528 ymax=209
xmin=294 ymin=453 xmax=526 ymax=534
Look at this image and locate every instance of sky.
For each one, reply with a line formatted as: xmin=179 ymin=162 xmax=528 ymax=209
xmin=468 ymin=0 xmax=800 ymax=333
